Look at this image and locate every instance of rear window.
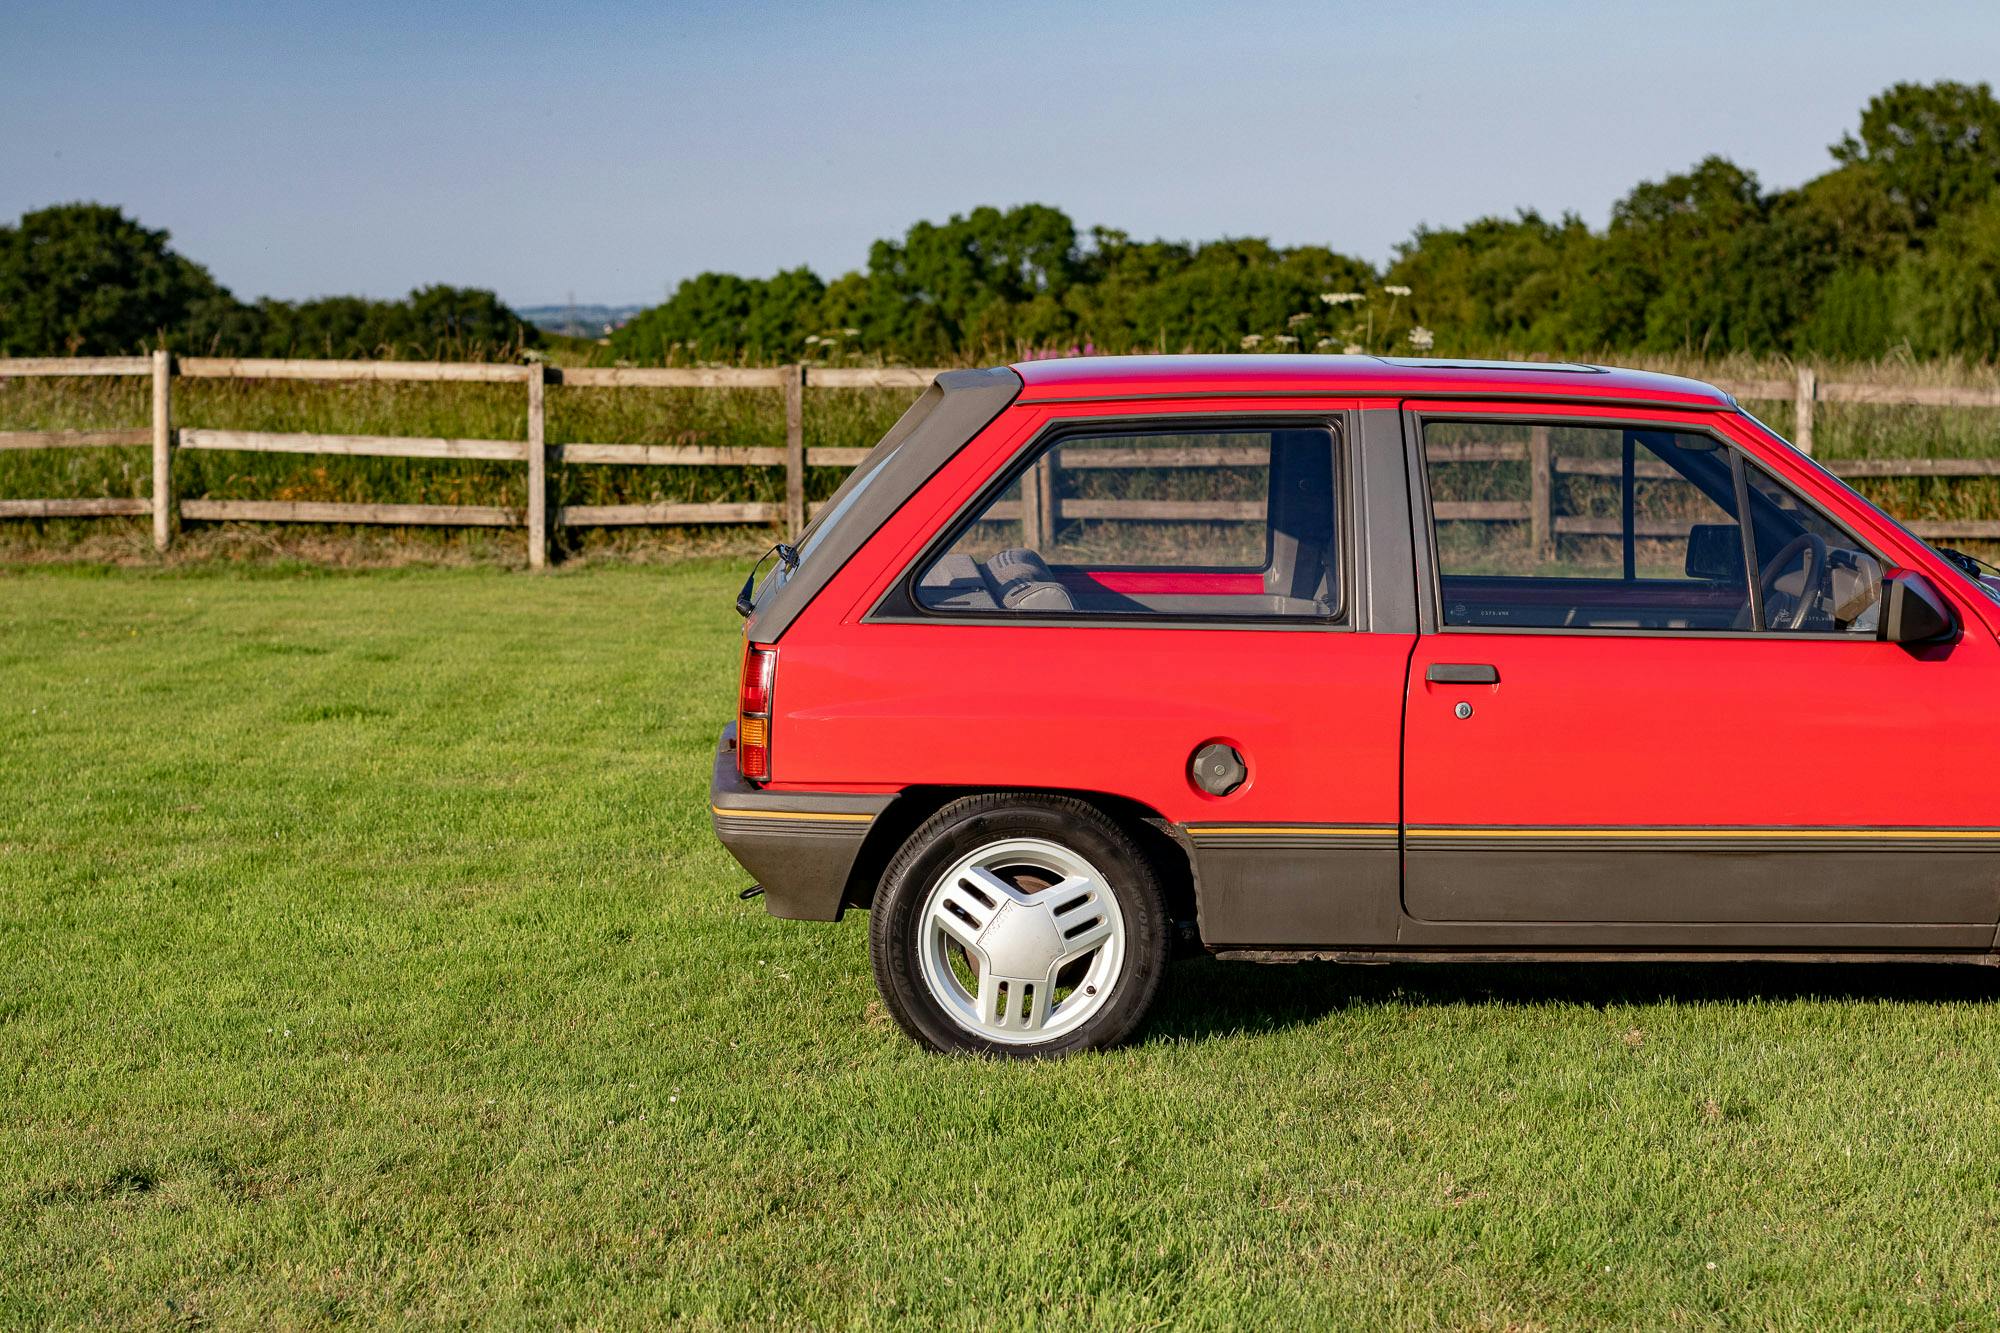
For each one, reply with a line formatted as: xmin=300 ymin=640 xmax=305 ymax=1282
xmin=911 ymin=424 xmax=1340 ymax=621
xmin=791 ymin=385 xmax=943 ymax=569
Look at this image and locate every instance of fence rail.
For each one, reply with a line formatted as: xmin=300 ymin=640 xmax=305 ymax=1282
xmin=6 ymin=356 xmax=2000 ymax=561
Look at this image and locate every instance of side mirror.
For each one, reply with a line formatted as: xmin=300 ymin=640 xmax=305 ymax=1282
xmin=1881 ymin=571 xmax=1956 ymax=645
xmin=1685 ymin=524 xmax=1745 ymax=582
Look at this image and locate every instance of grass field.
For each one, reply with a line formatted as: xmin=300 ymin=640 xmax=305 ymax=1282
xmin=9 ymin=562 xmax=2000 ymax=1328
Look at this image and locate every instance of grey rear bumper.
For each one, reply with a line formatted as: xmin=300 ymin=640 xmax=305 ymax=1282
xmin=709 ymin=724 xmax=893 ymax=921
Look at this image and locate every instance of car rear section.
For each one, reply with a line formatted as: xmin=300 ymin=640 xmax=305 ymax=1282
xmin=709 ymin=367 xmax=1022 ymax=920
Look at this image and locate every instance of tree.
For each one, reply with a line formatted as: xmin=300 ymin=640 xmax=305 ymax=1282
xmin=1834 ymin=80 xmax=2000 ymax=234
xmin=861 ymin=205 xmax=1082 ymax=355
xmin=1894 ymin=195 xmax=2000 ymax=360
xmin=0 ymin=203 xmax=228 ymax=355
xmin=1386 ymin=212 xmax=1589 ymax=354
xmin=611 ymin=268 xmax=825 ymax=362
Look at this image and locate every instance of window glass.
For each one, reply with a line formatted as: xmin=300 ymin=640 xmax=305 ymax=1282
xmin=1744 ymin=460 xmax=1883 ymax=633
xmin=914 ymin=426 xmax=1337 ymax=619
xmin=1424 ymin=421 xmax=1752 ymax=630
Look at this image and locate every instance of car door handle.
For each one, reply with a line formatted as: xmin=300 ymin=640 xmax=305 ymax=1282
xmin=1426 ymin=663 xmax=1499 ymax=684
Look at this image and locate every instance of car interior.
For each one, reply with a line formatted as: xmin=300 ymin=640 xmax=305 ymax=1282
xmin=1431 ymin=428 xmax=1885 ymax=634
xmin=915 ymin=428 xmax=1338 ymax=619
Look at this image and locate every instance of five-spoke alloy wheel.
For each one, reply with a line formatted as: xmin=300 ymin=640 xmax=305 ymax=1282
xmin=870 ymin=795 xmax=1168 ymax=1057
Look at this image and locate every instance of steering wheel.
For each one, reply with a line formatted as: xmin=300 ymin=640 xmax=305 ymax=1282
xmin=1757 ymin=531 xmax=1828 ymax=630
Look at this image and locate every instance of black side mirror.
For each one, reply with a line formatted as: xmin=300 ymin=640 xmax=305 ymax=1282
xmin=1881 ymin=571 xmax=1956 ymax=645
xmin=1685 ymin=524 xmax=1745 ymax=582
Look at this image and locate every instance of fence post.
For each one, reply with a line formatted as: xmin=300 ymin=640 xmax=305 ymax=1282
xmin=1794 ymin=366 xmax=1817 ymax=456
xmin=151 ymin=349 xmax=174 ymax=552
xmin=1529 ymin=425 xmax=1552 ymax=559
xmin=526 ymin=362 xmax=547 ymax=568
xmin=1037 ymin=457 xmax=1058 ymax=544
xmin=1018 ymin=457 xmax=1045 ymax=548
xmin=783 ymin=364 xmax=806 ymax=539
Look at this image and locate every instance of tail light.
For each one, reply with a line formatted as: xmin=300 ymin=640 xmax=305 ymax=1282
xmin=737 ymin=643 xmax=776 ymax=781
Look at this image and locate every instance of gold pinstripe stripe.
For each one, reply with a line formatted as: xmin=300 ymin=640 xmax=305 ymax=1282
xmin=710 ymin=806 xmax=875 ymax=824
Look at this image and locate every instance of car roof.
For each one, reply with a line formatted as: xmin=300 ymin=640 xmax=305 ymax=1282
xmin=1009 ymin=354 xmax=1736 ymax=410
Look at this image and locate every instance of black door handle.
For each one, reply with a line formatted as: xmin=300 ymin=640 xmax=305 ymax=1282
xmin=1426 ymin=663 xmax=1499 ymax=684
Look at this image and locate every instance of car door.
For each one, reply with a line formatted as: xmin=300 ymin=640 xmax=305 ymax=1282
xmin=1398 ymin=403 xmax=2000 ymax=950
xmin=772 ymin=401 xmax=1420 ymax=949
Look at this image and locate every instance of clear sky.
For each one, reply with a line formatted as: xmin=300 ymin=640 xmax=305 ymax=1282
xmin=6 ymin=0 xmax=1999 ymax=307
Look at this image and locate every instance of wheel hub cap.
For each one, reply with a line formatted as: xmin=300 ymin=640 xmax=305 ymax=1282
xmin=916 ymin=836 xmax=1126 ymax=1044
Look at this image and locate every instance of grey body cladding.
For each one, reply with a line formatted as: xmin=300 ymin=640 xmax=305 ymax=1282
xmin=709 ymin=726 xmax=887 ymax=921
xmin=1402 ymin=832 xmax=2000 ymax=932
xmin=1186 ymin=824 xmax=1401 ymax=946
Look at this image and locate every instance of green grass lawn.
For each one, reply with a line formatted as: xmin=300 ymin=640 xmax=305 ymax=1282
xmin=7 ymin=562 xmax=2000 ymax=1328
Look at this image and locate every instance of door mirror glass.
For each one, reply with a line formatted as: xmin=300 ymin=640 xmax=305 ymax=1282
xmin=1684 ymin=524 xmax=1746 ymax=583
xmin=1882 ymin=571 xmax=1956 ymax=645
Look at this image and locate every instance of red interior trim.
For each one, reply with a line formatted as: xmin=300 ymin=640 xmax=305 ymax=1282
xmin=1073 ymin=569 xmax=1265 ymax=595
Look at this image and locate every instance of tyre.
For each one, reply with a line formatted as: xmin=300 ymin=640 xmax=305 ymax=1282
xmin=868 ymin=794 xmax=1169 ymax=1057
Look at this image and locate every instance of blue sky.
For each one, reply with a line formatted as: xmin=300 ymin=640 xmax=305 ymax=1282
xmin=6 ymin=0 xmax=1999 ymax=306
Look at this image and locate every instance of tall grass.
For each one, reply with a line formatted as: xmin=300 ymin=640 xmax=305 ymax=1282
xmin=4 ymin=353 xmax=2000 ymax=563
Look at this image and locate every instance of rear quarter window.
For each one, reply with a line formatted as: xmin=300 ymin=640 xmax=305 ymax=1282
xmin=908 ymin=424 xmax=1340 ymax=621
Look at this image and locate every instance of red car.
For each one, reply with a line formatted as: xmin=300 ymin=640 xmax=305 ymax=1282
xmin=713 ymin=356 xmax=1998 ymax=1056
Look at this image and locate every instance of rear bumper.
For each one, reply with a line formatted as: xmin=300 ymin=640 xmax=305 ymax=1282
xmin=709 ymin=724 xmax=893 ymax=921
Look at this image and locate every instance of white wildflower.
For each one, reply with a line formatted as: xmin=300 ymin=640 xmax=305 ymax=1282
xmin=1320 ymin=291 xmax=1365 ymax=306
xmin=803 ymin=335 xmax=820 ymax=345
xmin=1286 ymin=312 xmax=1312 ymax=327
xmin=1315 ymin=338 xmax=1335 ymax=348
xmin=1343 ymin=343 xmax=1365 ymax=355
xmin=1240 ymin=333 xmax=1263 ymax=348
xmin=1384 ymin=284 xmax=1412 ymax=297
xmin=842 ymin=327 xmax=859 ymax=336
xmin=1406 ymin=326 xmax=1436 ymax=351
xmin=1273 ymin=334 xmax=1298 ymax=346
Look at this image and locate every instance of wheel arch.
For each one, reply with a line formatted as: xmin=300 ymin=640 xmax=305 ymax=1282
xmin=841 ymin=786 xmax=1199 ymax=936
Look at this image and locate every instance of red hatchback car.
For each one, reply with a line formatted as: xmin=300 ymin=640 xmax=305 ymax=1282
xmin=713 ymin=356 xmax=2000 ymax=1056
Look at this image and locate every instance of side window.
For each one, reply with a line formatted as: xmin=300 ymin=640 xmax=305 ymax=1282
xmin=913 ymin=425 xmax=1339 ymax=620
xmin=1744 ymin=460 xmax=1884 ymax=633
xmin=1424 ymin=421 xmax=1752 ymax=630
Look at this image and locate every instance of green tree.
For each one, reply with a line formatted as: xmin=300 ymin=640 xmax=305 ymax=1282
xmin=1894 ymin=195 xmax=2000 ymax=359
xmin=611 ymin=268 xmax=824 ymax=362
xmin=1834 ymin=80 xmax=2000 ymax=234
xmin=861 ymin=205 xmax=1082 ymax=356
xmin=1386 ymin=212 xmax=1589 ymax=354
xmin=0 ymin=203 xmax=229 ymax=355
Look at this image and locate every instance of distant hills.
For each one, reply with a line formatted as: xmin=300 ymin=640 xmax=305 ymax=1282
xmin=515 ymin=304 xmax=647 ymax=339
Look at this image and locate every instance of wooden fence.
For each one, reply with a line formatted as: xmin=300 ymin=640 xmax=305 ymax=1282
xmin=4 ymin=357 xmax=2000 ymax=563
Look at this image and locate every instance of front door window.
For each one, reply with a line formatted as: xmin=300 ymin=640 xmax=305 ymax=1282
xmin=1421 ymin=419 xmax=1884 ymax=634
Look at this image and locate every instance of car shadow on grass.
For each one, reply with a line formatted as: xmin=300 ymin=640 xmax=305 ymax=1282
xmin=1143 ymin=956 xmax=2000 ymax=1042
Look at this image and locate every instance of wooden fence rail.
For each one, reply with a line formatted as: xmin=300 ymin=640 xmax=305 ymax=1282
xmin=5 ymin=356 xmax=2000 ymax=560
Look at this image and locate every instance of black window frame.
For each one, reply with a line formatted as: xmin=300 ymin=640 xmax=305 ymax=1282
xmin=870 ymin=412 xmax=1354 ymax=631
xmin=1408 ymin=408 xmax=1891 ymax=641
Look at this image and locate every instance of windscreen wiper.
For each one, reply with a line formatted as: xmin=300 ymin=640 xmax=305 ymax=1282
xmin=735 ymin=542 xmax=800 ymax=619
xmin=1936 ymin=545 xmax=2000 ymax=578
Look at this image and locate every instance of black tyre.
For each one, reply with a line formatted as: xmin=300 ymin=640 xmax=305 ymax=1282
xmin=868 ymin=794 xmax=1169 ymax=1057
